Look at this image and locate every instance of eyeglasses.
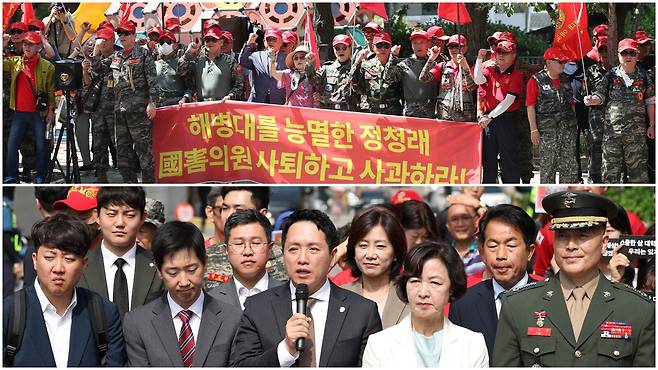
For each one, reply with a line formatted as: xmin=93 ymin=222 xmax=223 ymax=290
xmin=203 ymin=37 xmax=219 ymax=43
xmin=293 ymin=55 xmax=306 ymax=61
xmin=334 ymin=45 xmax=348 ymax=52
xmin=620 ymin=51 xmax=638 ymax=57
xmin=375 ymin=43 xmax=390 ymax=49
xmin=27 ymin=26 xmax=41 ymax=32
xmin=159 ymin=40 xmax=173 ymax=45
xmin=227 ymin=241 xmax=269 ymax=253
xmin=117 ymin=31 xmax=134 ymax=37
xmin=9 ymin=30 xmax=24 ymax=35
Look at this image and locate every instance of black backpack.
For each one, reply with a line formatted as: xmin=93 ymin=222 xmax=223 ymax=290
xmin=3 ymin=288 xmax=108 ymax=367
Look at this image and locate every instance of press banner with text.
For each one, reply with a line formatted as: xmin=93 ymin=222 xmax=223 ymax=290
xmin=152 ymin=101 xmax=483 ymax=184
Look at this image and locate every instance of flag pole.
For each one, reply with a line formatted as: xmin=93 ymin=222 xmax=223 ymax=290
xmin=457 ymin=3 xmax=464 ymax=111
xmin=572 ymin=2 xmax=589 ymax=95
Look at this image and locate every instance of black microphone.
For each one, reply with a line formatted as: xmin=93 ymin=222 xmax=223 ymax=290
xmin=295 ymin=283 xmax=309 ymax=351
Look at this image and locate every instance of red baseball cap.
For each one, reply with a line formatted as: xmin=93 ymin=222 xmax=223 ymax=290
xmin=618 ymin=38 xmax=639 ymax=53
xmin=635 ymin=30 xmax=652 ymax=44
xmin=203 ymin=27 xmax=222 ymax=40
xmin=29 ymin=19 xmax=46 ymax=31
xmin=498 ymin=31 xmax=516 ymax=44
xmin=23 ymin=31 xmax=42 ymax=44
xmin=221 ymin=31 xmax=233 ymax=43
xmin=95 ymin=27 xmax=115 ymax=40
xmin=372 ymin=32 xmax=392 ymax=45
xmin=147 ymin=26 xmax=162 ymax=37
xmin=363 ymin=21 xmax=382 ymax=33
xmin=410 ymin=30 xmax=429 ymax=41
xmin=282 ymin=30 xmax=298 ymax=44
xmin=447 ymin=34 xmax=467 ymax=47
xmin=164 ymin=18 xmax=180 ymax=32
xmin=487 ymin=31 xmax=503 ymax=44
xmin=427 ymin=26 xmax=449 ymax=40
xmin=8 ymin=22 xmax=27 ymax=32
xmin=203 ymin=18 xmax=221 ymax=32
xmin=98 ymin=20 xmax=114 ymax=31
xmin=390 ymin=190 xmax=424 ymax=205
xmin=495 ymin=40 xmax=516 ymax=53
xmin=332 ymin=34 xmax=352 ymax=47
xmin=116 ymin=21 xmax=136 ymax=33
xmin=53 ymin=186 xmax=99 ymax=212
xmin=593 ymin=24 xmax=608 ymax=37
xmin=544 ymin=47 xmax=571 ymax=62
xmin=264 ymin=27 xmax=283 ymax=40
xmin=159 ymin=30 xmax=176 ymax=43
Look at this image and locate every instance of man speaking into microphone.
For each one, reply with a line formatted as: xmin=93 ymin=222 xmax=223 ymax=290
xmin=229 ymin=210 xmax=382 ymax=367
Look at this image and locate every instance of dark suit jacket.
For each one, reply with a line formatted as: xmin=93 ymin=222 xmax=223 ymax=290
xmin=449 ymin=277 xmax=537 ymax=359
xmin=122 ymin=292 xmax=243 ymax=366
xmin=229 ymin=281 xmax=383 ymax=367
xmin=2 ymin=285 xmax=126 ymax=366
xmin=207 ymin=275 xmax=285 ymax=310
xmin=78 ymin=244 xmax=164 ymax=309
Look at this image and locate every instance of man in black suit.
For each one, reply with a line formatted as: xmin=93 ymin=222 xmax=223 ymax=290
xmin=78 ymin=187 xmax=164 ymax=318
xmin=229 ymin=209 xmax=382 ymax=367
xmin=449 ymin=204 xmax=538 ymax=359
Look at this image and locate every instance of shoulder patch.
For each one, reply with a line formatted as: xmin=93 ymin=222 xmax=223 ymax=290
xmin=610 ymin=280 xmax=654 ymax=303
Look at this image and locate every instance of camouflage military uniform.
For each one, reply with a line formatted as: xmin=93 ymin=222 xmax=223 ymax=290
xmin=584 ymin=62 xmax=608 ymax=183
xmin=532 ymin=70 xmax=579 ymax=183
xmin=110 ymin=46 xmax=158 ymax=183
xmin=388 ymin=55 xmax=436 ymax=118
xmin=204 ymin=242 xmax=288 ymax=289
xmin=593 ymin=66 xmax=654 ymax=183
xmin=351 ymin=56 xmax=403 ymax=115
xmin=154 ymin=53 xmax=190 ymax=107
xmin=306 ymin=59 xmax=358 ymax=111
xmin=419 ymin=59 xmax=476 ymax=121
xmin=178 ymin=50 xmax=244 ymax=102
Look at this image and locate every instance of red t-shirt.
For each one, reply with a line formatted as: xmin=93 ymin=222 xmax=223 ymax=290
xmin=525 ymin=77 xmax=561 ymax=106
xmin=479 ymin=65 xmax=524 ymax=113
xmin=15 ymin=55 xmax=40 ymax=112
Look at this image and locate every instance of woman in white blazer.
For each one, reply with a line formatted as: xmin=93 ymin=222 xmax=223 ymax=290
xmin=363 ymin=242 xmax=488 ymax=368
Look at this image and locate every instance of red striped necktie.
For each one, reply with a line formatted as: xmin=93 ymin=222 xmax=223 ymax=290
xmin=178 ymin=310 xmax=196 ymax=367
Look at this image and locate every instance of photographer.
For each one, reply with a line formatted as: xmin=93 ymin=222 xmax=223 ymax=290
xmin=43 ymin=3 xmax=78 ymax=60
xmin=3 ymin=32 xmax=56 ymax=184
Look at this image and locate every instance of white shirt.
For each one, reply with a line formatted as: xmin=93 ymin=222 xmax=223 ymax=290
xmin=168 ymin=292 xmax=204 ymax=342
xmin=34 ymin=279 xmax=78 ymax=368
xmin=101 ymin=241 xmax=137 ymax=309
xmin=492 ymin=273 xmax=529 ymax=318
xmin=234 ymin=273 xmax=270 ymax=310
xmin=277 ymin=279 xmax=331 ymax=367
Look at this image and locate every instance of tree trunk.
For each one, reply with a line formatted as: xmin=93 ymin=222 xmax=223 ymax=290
xmin=465 ymin=4 xmax=492 ymax=63
xmin=314 ymin=3 xmax=334 ymax=64
xmin=608 ymin=3 xmax=618 ymax=67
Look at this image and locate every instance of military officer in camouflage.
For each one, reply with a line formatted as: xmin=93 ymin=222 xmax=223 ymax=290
xmin=493 ymin=190 xmax=655 ymax=367
xmin=351 ymin=32 xmax=403 ymax=115
xmin=205 ymin=186 xmax=287 ymax=289
xmin=386 ymin=30 xmax=436 ymax=118
xmin=153 ymin=30 xmax=191 ymax=107
xmin=419 ymin=34 xmax=476 ymax=121
xmin=584 ymin=38 xmax=655 ymax=183
xmin=109 ymin=21 xmax=158 ymax=183
xmin=526 ymin=47 xmax=579 ymax=184
xmin=306 ymin=34 xmax=358 ymax=111
xmin=583 ymin=37 xmax=610 ymax=184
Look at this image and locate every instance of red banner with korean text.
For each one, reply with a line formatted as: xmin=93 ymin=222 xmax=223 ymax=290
xmin=152 ymin=101 xmax=483 ymax=184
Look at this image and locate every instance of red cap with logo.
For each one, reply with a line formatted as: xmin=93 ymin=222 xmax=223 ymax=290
xmin=282 ymin=30 xmax=298 ymax=44
xmin=98 ymin=20 xmax=114 ymax=31
xmin=447 ymin=34 xmax=467 ymax=46
xmin=95 ymin=27 xmax=115 ymax=40
xmin=8 ymin=22 xmax=27 ymax=32
xmin=427 ymin=26 xmax=449 ymax=40
xmin=498 ymin=31 xmax=516 ymax=44
xmin=487 ymin=31 xmax=503 ymax=44
xmin=618 ymin=38 xmax=639 ymax=53
xmin=159 ymin=30 xmax=176 ymax=43
xmin=147 ymin=26 xmax=162 ymax=37
xmin=635 ymin=30 xmax=652 ymax=44
xmin=593 ymin=24 xmax=608 ymax=37
xmin=544 ymin=47 xmax=571 ymax=62
xmin=221 ymin=31 xmax=233 ymax=43
xmin=363 ymin=21 xmax=382 ymax=33
xmin=53 ymin=186 xmax=99 ymax=212
xmin=332 ymin=34 xmax=352 ymax=47
xmin=373 ymin=32 xmax=392 ymax=45
xmin=29 ymin=19 xmax=46 ymax=31
xmin=495 ymin=40 xmax=516 ymax=53
xmin=264 ymin=27 xmax=283 ymax=40
xmin=116 ymin=20 xmax=136 ymax=33
xmin=23 ymin=31 xmax=42 ymax=44
xmin=390 ymin=190 xmax=424 ymax=205
xmin=203 ymin=18 xmax=221 ymax=32
xmin=410 ymin=30 xmax=429 ymax=41
xmin=203 ymin=27 xmax=222 ymax=40
xmin=164 ymin=18 xmax=180 ymax=32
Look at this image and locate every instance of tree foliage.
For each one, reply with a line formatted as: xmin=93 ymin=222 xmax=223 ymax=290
xmin=605 ymin=187 xmax=656 ymax=227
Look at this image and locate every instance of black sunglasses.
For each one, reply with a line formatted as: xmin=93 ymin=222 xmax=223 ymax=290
xmin=117 ymin=31 xmax=134 ymax=36
xmin=334 ymin=45 xmax=348 ymax=51
xmin=158 ymin=40 xmax=173 ymax=45
xmin=375 ymin=43 xmax=390 ymax=49
xmin=9 ymin=29 xmax=24 ymax=35
xmin=27 ymin=26 xmax=41 ymax=32
xmin=203 ymin=37 xmax=219 ymax=43
xmin=620 ymin=50 xmax=638 ymax=57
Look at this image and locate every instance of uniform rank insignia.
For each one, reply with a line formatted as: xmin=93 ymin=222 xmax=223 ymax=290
xmin=600 ymin=321 xmax=632 ymax=339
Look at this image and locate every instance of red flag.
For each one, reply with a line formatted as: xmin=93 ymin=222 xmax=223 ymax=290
xmin=3 ymin=3 xmax=21 ymax=31
xmin=360 ymin=3 xmax=388 ymax=20
xmin=304 ymin=9 xmax=321 ymax=70
xmin=119 ymin=2 xmax=134 ymax=24
xmin=20 ymin=3 xmax=35 ymax=25
xmin=553 ymin=3 xmax=592 ymax=60
xmin=437 ymin=3 xmax=471 ymax=24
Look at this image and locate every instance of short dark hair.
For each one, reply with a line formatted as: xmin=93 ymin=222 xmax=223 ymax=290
xmin=32 ymin=213 xmax=92 ymax=257
xmin=346 ymin=207 xmax=406 ymax=280
xmin=608 ymin=204 xmax=632 ymax=235
xmin=206 ymin=187 xmax=223 ymax=207
xmin=478 ymin=204 xmax=537 ymax=248
xmin=224 ymin=209 xmax=273 ymax=244
xmin=393 ymin=200 xmax=439 ymax=240
xmin=281 ymin=209 xmax=338 ymax=251
xmin=34 ymin=186 xmax=70 ymax=214
xmin=152 ymin=221 xmax=207 ymax=270
xmin=97 ymin=187 xmax=146 ymax=214
xmin=396 ymin=241 xmax=467 ymax=303
xmin=220 ymin=186 xmax=270 ymax=210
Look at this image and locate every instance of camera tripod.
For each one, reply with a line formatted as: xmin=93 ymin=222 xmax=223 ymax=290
xmin=46 ymin=89 xmax=81 ymax=183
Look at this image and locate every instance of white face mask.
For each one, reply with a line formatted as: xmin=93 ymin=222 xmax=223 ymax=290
xmin=158 ymin=42 xmax=174 ymax=56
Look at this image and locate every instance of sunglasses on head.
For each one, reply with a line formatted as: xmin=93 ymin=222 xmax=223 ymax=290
xmin=620 ymin=50 xmax=638 ymax=57
xmin=117 ymin=31 xmax=133 ymax=36
xmin=159 ymin=39 xmax=173 ymax=45
xmin=203 ymin=37 xmax=219 ymax=43
xmin=9 ymin=29 xmax=24 ymax=35
xmin=27 ymin=26 xmax=41 ymax=32
xmin=334 ymin=45 xmax=348 ymax=51
xmin=375 ymin=43 xmax=390 ymax=49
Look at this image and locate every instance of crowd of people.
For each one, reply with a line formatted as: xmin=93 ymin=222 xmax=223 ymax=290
xmin=2 ymin=185 xmax=654 ymax=366
xmin=3 ymin=5 xmax=655 ymax=184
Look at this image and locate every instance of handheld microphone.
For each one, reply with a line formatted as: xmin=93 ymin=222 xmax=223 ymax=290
xmin=295 ymin=283 xmax=309 ymax=351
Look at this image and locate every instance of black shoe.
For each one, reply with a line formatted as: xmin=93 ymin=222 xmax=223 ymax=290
xmin=79 ymin=164 xmax=94 ymax=171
